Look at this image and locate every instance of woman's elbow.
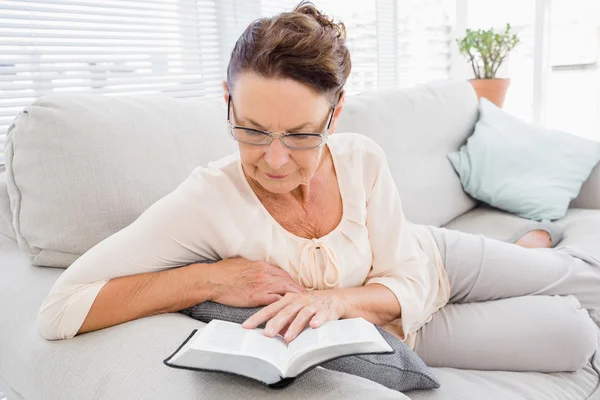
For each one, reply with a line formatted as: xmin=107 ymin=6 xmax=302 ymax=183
xmin=37 ymin=300 xmax=75 ymax=340
xmin=37 ymin=282 xmax=105 ymax=340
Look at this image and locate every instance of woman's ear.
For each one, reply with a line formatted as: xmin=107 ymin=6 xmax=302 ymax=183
xmin=330 ymin=92 xmax=345 ymax=134
xmin=222 ymin=80 xmax=229 ymax=104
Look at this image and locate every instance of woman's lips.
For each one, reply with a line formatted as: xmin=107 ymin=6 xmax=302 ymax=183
xmin=265 ymin=172 xmax=288 ymax=179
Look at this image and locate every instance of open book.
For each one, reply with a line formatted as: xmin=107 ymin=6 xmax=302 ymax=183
xmin=163 ymin=317 xmax=394 ymax=387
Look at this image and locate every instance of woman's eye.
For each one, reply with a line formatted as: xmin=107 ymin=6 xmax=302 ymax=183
xmin=289 ymin=134 xmax=313 ymax=140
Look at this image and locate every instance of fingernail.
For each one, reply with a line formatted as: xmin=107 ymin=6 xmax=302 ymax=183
xmin=265 ymin=327 xmax=273 ymax=335
xmin=284 ymin=332 xmax=293 ymax=340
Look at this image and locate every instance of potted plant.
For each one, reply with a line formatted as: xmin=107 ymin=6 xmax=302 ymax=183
xmin=456 ymin=23 xmax=520 ymax=108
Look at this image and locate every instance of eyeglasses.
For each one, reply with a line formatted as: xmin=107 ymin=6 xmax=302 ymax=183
xmin=226 ymin=94 xmax=335 ymax=150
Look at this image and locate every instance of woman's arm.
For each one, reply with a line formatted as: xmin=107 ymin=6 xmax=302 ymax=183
xmin=39 ymin=167 xmax=305 ymax=340
xmin=77 ymin=262 xmax=211 ymax=335
xmin=334 ymin=284 xmax=401 ymax=326
xmin=360 ymin=144 xmax=434 ymax=340
xmin=38 ymin=168 xmax=220 ymax=340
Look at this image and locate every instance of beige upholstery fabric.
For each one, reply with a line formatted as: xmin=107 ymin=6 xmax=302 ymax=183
xmin=0 ymin=214 xmax=598 ymax=400
xmin=4 ymin=81 xmax=480 ymax=269
xmin=336 ymin=80 xmax=480 ymax=226
xmin=0 ymin=231 xmax=407 ymax=400
xmin=5 ymin=95 xmax=236 ymax=268
xmin=573 ymin=163 xmax=600 ymax=210
xmin=446 ymin=205 xmax=600 ymax=253
xmin=0 ymin=170 xmax=15 ymax=241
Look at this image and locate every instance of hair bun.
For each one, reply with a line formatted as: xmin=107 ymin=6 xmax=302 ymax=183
xmin=294 ymin=1 xmax=346 ymax=40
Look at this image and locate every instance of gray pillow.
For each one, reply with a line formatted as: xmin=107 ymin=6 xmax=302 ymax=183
xmin=179 ymin=265 xmax=440 ymax=392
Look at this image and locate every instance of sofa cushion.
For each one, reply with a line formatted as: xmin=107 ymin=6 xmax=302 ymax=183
xmin=444 ymin=206 xmax=600 ymax=258
xmin=448 ymin=98 xmax=600 ymax=221
xmin=573 ymin=163 xmax=600 ymax=210
xmin=0 ymin=171 xmax=15 ymax=241
xmin=336 ymin=80 xmax=479 ymax=227
xmin=5 ymin=82 xmax=479 ymax=268
xmin=0 ymin=234 xmax=409 ymax=400
xmin=5 ymin=94 xmax=237 ymax=268
xmin=1 ymin=231 xmax=598 ymax=400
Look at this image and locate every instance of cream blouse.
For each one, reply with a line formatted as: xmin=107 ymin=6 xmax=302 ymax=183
xmin=38 ymin=133 xmax=451 ymax=347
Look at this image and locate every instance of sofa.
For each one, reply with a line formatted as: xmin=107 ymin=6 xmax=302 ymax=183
xmin=0 ymin=80 xmax=599 ymax=400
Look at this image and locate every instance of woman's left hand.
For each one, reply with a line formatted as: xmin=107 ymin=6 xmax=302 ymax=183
xmin=242 ymin=290 xmax=347 ymax=343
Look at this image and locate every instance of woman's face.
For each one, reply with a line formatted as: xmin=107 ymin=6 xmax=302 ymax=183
xmin=223 ymin=73 xmax=343 ymax=195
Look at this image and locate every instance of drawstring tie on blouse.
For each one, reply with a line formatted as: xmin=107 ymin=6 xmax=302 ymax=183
xmin=296 ymin=238 xmax=341 ymax=290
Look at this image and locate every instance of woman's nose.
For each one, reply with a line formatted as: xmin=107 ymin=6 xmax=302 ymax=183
xmin=264 ymin=138 xmax=290 ymax=170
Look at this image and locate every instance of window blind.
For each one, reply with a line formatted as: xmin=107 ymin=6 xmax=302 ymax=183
xmin=0 ymin=0 xmax=227 ymax=163
xmin=260 ymin=0 xmax=453 ymax=92
xmin=0 ymin=0 xmax=454 ymax=164
xmin=397 ymin=0 xmax=453 ymax=86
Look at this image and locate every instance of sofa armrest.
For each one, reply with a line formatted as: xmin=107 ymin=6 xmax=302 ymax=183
xmin=571 ymin=163 xmax=600 ymax=210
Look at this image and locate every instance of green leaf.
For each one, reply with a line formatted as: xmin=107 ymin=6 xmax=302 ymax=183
xmin=455 ymin=23 xmax=520 ymax=79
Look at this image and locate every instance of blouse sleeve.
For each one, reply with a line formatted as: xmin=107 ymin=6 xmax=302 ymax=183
xmin=38 ymin=166 xmax=231 ymax=340
xmin=363 ymin=147 xmax=433 ymax=340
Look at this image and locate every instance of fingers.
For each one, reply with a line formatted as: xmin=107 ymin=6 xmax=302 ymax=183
xmin=283 ymin=307 xmax=318 ymax=342
xmin=243 ymin=291 xmax=344 ymax=344
xmin=242 ymin=294 xmax=296 ymax=331
xmin=258 ymin=261 xmax=306 ymax=293
xmin=264 ymin=302 xmax=306 ymax=338
xmin=264 ymin=280 xmax=305 ymax=296
xmin=279 ymin=321 xmax=293 ymax=337
xmin=257 ymin=293 xmax=283 ymax=306
xmin=310 ymin=309 xmax=334 ymax=329
xmin=265 ymin=278 xmax=304 ymax=294
xmin=283 ymin=282 xmax=306 ymax=293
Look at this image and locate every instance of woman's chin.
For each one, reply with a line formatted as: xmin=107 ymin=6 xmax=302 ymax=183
xmin=258 ymin=177 xmax=296 ymax=195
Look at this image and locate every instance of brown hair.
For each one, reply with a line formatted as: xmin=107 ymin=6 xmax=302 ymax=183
xmin=226 ymin=1 xmax=351 ymax=105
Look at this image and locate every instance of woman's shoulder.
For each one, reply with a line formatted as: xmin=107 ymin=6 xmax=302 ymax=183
xmin=328 ymin=132 xmax=387 ymax=169
xmin=177 ymin=152 xmax=246 ymax=206
xmin=328 ymin=133 xmax=389 ymax=202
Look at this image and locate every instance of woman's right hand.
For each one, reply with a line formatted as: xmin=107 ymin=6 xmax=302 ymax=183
xmin=200 ymin=257 xmax=307 ymax=307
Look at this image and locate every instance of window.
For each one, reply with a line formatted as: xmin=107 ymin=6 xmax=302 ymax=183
xmin=0 ymin=0 xmax=455 ymax=164
xmin=463 ymin=0 xmax=600 ymax=141
xmin=546 ymin=0 xmax=600 ymax=141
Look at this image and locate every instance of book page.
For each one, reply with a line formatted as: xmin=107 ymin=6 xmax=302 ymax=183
xmin=190 ymin=320 xmax=248 ymax=353
xmin=288 ymin=318 xmax=366 ymax=358
xmin=284 ymin=318 xmax=393 ymax=377
xmin=171 ymin=323 xmax=284 ymax=385
xmin=241 ymin=328 xmax=289 ymax=374
xmin=191 ymin=320 xmax=289 ymax=374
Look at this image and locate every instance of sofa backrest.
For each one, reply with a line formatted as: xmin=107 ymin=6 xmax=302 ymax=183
xmin=336 ymin=80 xmax=479 ymax=226
xmin=5 ymin=81 xmax=478 ymax=268
xmin=5 ymin=95 xmax=237 ymax=268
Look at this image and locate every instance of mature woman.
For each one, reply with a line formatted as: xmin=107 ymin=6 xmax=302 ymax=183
xmin=39 ymin=3 xmax=599 ymax=372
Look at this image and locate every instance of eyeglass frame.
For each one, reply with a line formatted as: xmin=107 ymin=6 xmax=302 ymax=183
xmin=226 ymin=94 xmax=337 ymax=150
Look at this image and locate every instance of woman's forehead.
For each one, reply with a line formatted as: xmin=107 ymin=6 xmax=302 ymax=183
xmin=232 ymin=74 xmax=331 ymax=127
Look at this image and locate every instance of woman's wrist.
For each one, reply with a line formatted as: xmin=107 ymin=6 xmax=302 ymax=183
xmin=333 ymin=284 xmax=401 ymax=326
xmin=182 ymin=262 xmax=217 ymax=305
xmin=332 ymin=288 xmax=355 ymax=320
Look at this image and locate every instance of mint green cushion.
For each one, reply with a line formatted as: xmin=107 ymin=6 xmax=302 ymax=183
xmin=448 ymin=98 xmax=600 ymax=221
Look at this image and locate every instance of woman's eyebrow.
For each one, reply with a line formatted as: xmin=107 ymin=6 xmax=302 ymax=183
xmin=242 ymin=116 xmax=312 ymax=132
